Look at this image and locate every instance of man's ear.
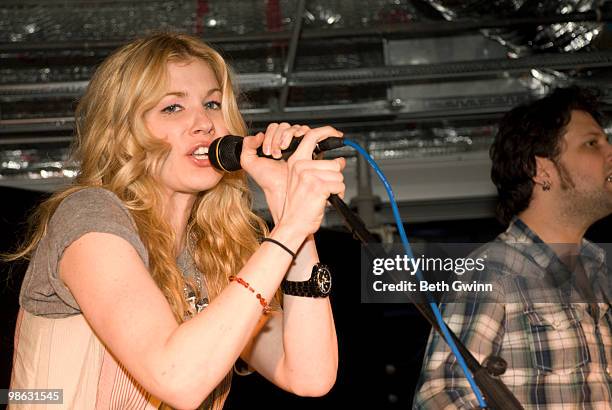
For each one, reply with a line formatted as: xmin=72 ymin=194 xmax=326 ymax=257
xmin=533 ymin=156 xmax=554 ymax=187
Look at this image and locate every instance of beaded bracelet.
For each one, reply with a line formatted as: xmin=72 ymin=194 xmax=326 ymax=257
xmin=261 ymin=237 xmax=296 ymax=260
xmin=229 ymin=275 xmax=271 ymax=314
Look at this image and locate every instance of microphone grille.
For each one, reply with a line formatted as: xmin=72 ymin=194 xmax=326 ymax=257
xmin=209 ymin=135 xmax=242 ymax=172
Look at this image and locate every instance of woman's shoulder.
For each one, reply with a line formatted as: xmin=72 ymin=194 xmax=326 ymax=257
xmin=20 ymin=187 xmax=149 ymax=317
xmin=51 ymin=187 xmax=132 ymax=226
xmin=48 ymin=186 xmax=146 ymax=259
xmin=57 ymin=186 xmax=126 ymax=211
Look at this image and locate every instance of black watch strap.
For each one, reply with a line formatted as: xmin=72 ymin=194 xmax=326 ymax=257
xmin=281 ymin=263 xmax=332 ymax=298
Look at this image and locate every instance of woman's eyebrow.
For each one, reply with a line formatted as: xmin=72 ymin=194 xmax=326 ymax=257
xmin=206 ymin=88 xmax=222 ymax=96
xmin=161 ymin=91 xmax=186 ymax=98
xmin=161 ymin=88 xmax=221 ymax=99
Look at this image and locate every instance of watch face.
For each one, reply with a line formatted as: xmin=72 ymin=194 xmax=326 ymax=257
xmin=315 ymin=266 xmax=332 ymax=296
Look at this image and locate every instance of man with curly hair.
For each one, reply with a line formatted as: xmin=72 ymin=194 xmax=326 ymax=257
xmin=414 ymin=87 xmax=612 ymax=409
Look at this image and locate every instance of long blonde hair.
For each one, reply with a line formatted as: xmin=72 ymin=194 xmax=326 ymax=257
xmin=8 ymin=33 xmax=269 ymax=322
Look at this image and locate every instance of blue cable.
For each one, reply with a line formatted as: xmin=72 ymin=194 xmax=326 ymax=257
xmin=343 ymin=138 xmax=487 ymax=408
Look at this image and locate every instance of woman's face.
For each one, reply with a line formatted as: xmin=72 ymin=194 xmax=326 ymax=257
xmin=144 ymin=58 xmax=227 ymax=195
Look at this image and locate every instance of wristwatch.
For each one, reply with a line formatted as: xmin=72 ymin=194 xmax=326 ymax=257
xmin=281 ymin=263 xmax=332 ymax=297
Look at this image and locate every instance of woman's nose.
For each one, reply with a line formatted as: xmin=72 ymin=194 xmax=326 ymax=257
xmin=191 ymin=107 xmax=214 ymax=135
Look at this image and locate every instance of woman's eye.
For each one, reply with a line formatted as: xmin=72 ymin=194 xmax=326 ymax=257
xmin=162 ymin=104 xmax=183 ymax=114
xmin=204 ymin=101 xmax=222 ymax=110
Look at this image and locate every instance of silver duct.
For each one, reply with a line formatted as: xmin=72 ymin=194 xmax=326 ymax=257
xmin=425 ymin=0 xmax=605 ymax=56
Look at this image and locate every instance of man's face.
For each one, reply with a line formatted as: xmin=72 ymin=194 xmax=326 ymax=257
xmin=553 ymin=110 xmax=612 ymax=221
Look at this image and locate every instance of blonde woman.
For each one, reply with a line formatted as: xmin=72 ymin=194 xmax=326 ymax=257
xmin=8 ymin=33 xmax=344 ymax=409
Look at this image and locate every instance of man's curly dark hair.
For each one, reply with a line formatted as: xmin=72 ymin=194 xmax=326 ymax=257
xmin=490 ymin=86 xmax=604 ymax=225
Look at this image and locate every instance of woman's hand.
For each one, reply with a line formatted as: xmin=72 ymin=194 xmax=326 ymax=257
xmin=241 ymin=123 xmax=343 ymax=223
xmin=278 ymin=127 xmax=346 ymax=238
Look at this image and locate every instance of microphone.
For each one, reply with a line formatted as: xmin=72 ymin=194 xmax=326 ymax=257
xmin=208 ymin=134 xmax=345 ymax=172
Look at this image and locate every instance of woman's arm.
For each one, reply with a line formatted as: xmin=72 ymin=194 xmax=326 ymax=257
xmin=238 ymin=125 xmax=343 ymax=395
xmin=60 ymin=222 xmax=298 ymax=409
xmin=239 ymin=235 xmax=338 ymax=396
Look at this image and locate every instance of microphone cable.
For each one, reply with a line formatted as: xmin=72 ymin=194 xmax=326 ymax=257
xmin=342 ymin=138 xmax=488 ymax=408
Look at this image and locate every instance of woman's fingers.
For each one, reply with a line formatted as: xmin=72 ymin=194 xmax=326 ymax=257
xmin=242 ymin=132 xmax=265 ymax=151
xmin=260 ymin=123 xmax=343 ymax=161
xmin=262 ymin=123 xmax=280 ymax=156
xmin=291 ymin=157 xmax=345 ymax=173
xmin=290 ymin=125 xmax=343 ymax=161
xmin=281 ymin=154 xmax=346 ymax=236
xmin=269 ymin=122 xmax=290 ymax=158
xmin=290 ymin=162 xmax=345 ymax=201
xmin=300 ymin=169 xmax=344 ymax=184
xmin=260 ymin=123 xmax=307 ymax=159
xmin=271 ymin=123 xmax=310 ymax=158
xmin=240 ymin=132 xmax=266 ymax=169
xmin=279 ymin=125 xmax=310 ymax=152
xmin=335 ymin=156 xmax=346 ymax=171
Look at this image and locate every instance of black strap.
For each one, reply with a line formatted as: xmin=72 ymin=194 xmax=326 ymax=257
xmin=261 ymin=237 xmax=296 ymax=260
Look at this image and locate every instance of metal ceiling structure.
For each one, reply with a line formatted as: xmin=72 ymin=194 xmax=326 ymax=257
xmin=1 ymin=0 xmax=611 ymax=226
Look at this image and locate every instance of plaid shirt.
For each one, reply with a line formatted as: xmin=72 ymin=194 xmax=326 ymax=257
xmin=413 ymin=218 xmax=612 ymax=409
